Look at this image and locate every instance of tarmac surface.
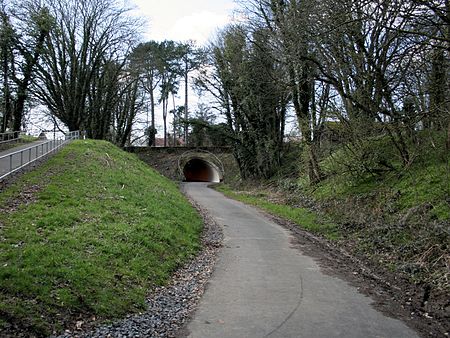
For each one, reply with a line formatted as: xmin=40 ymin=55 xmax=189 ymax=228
xmin=182 ymin=183 xmax=419 ymax=338
xmin=0 ymin=140 xmax=51 ymax=178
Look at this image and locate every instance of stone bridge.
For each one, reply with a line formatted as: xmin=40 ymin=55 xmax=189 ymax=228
xmin=126 ymin=146 xmax=235 ymax=183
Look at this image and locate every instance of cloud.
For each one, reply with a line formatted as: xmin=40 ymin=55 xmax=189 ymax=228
xmin=168 ymin=11 xmax=230 ymax=44
xmin=130 ymin=0 xmax=237 ymax=45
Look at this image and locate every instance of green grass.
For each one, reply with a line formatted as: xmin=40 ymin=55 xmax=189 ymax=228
xmin=275 ymin=131 xmax=449 ymax=289
xmin=0 ymin=135 xmax=38 ymax=152
xmin=219 ymin=130 xmax=449 ymax=290
xmin=307 ymin=131 xmax=450 ymax=221
xmin=215 ymin=184 xmax=339 ymax=239
xmin=0 ymin=140 xmax=202 ymax=336
xmin=19 ymin=134 xmax=38 ymax=142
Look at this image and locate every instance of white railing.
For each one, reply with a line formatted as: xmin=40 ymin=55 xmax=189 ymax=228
xmin=0 ymin=131 xmax=20 ymax=145
xmin=0 ymin=131 xmax=80 ymax=180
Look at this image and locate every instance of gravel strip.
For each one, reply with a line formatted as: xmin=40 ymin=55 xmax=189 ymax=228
xmin=53 ymin=197 xmax=222 ymax=338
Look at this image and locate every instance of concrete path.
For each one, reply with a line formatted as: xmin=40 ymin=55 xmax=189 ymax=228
xmin=0 ymin=140 xmax=50 ymax=178
xmin=183 ymin=183 xmax=418 ymax=338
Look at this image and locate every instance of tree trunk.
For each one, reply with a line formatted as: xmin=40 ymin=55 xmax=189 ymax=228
xmin=150 ymin=85 xmax=156 ymax=146
xmin=184 ymin=58 xmax=189 ymax=145
xmin=172 ymin=93 xmax=177 ymax=146
xmin=2 ymin=56 xmax=11 ymax=132
xmin=1 ymin=36 xmax=11 ymax=132
xmin=163 ymin=98 xmax=167 ymax=147
xmin=308 ymin=142 xmax=323 ymax=184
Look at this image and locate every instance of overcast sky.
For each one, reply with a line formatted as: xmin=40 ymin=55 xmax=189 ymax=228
xmin=129 ymin=0 xmax=238 ymax=45
xmin=120 ymin=0 xmax=241 ymax=139
xmin=30 ymin=1 xmax=241 ymax=138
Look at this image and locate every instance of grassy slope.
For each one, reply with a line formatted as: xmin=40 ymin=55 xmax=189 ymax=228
xmin=216 ymin=185 xmax=339 ymax=239
xmin=220 ymin=131 xmax=449 ymax=291
xmin=311 ymin=131 xmax=449 ymax=222
xmin=309 ymin=133 xmax=449 ymax=289
xmin=0 ymin=140 xmax=202 ymax=336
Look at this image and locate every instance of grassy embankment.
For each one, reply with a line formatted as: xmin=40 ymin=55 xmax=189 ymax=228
xmin=0 ymin=140 xmax=202 ymax=336
xmin=218 ymin=131 xmax=449 ymax=290
xmin=216 ymin=184 xmax=339 ymax=239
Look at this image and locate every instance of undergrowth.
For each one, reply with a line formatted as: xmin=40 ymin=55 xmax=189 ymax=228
xmin=215 ymin=184 xmax=339 ymax=240
xmin=221 ymin=130 xmax=449 ymax=291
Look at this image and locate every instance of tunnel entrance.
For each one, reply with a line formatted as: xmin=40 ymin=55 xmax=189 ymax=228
xmin=183 ymin=158 xmax=221 ymax=182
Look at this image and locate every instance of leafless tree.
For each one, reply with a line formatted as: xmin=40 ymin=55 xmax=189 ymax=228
xmin=0 ymin=0 xmax=52 ymax=132
xmin=33 ymin=0 xmax=141 ymax=134
xmin=196 ymin=25 xmax=289 ymax=179
xmin=239 ymin=0 xmax=448 ymax=178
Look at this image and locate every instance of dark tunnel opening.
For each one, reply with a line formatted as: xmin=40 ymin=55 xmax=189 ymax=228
xmin=183 ymin=158 xmax=220 ymax=182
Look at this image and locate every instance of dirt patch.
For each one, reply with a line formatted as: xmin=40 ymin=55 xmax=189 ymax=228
xmin=0 ymin=183 xmax=42 ymax=214
xmin=0 ymin=152 xmax=62 ymax=215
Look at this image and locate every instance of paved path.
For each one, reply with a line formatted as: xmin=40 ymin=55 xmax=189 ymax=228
xmin=183 ymin=183 xmax=418 ymax=338
xmin=0 ymin=140 xmax=52 ymax=178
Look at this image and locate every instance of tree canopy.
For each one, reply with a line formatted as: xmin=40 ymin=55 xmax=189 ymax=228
xmin=0 ymin=0 xmax=447 ymax=181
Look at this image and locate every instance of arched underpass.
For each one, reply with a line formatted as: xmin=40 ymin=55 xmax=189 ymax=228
xmin=126 ymin=147 xmax=229 ymax=182
xmin=183 ymin=158 xmax=221 ymax=182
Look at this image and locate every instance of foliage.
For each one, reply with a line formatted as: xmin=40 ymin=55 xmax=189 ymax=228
xmin=308 ymin=131 xmax=449 ymax=290
xmin=196 ymin=25 xmax=289 ymax=179
xmin=0 ymin=140 xmax=202 ymax=336
xmin=186 ymin=104 xmax=230 ymax=147
xmin=313 ymin=130 xmax=450 ymax=221
xmin=129 ymin=41 xmax=164 ymax=147
xmin=130 ymin=40 xmax=203 ymax=147
xmin=187 ymin=119 xmax=230 ymax=147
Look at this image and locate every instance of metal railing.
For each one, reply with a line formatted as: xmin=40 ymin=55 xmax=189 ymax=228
xmin=0 ymin=131 xmax=80 ymax=180
xmin=0 ymin=131 xmax=20 ymax=145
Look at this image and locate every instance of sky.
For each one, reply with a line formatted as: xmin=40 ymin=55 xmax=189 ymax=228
xmin=129 ymin=0 xmax=239 ymax=45
xmin=121 ymin=0 xmax=241 ymax=141
xmin=28 ymin=0 xmax=241 ymax=139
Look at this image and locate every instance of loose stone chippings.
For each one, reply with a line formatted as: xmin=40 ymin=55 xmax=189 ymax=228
xmin=52 ymin=199 xmax=222 ymax=338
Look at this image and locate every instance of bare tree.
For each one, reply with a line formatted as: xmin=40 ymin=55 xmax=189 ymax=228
xmin=33 ymin=0 xmax=140 ymax=133
xmin=312 ymin=0 xmax=448 ymax=167
xmin=196 ymin=25 xmax=289 ymax=179
xmin=244 ymin=0 xmax=328 ymax=183
xmin=240 ymin=0 xmax=448 ymax=178
xmin=0 ymin=0 xmax=52 ymax=132
xmin=113 ymin=74 xmax=142 ymax=147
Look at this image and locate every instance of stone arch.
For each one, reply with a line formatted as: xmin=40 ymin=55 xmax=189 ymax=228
xmin=178 ymin=150 xmax=224 ymax=182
